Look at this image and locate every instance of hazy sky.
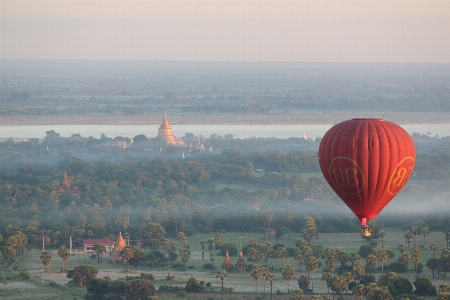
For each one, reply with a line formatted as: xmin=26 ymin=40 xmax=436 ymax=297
xmin=1 ymin=0 xmax=449 ymax=62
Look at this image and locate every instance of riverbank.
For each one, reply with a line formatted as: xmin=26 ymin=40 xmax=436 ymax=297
xmin=1 ymin=110 xmax=449 ymax=126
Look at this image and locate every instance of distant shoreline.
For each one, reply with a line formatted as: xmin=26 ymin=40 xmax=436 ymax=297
xmin=1 ymin=112 xmax=449 ymax=126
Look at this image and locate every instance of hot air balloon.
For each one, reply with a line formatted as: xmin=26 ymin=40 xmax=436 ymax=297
xmin=318 ymin=118 xmax=416 ymax=237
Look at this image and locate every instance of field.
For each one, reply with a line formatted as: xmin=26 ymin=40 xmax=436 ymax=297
xmin=1 ymin=229 xmax=448 ymax=300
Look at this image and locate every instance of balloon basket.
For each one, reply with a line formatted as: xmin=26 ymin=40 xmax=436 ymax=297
xmin=360 ymin=226 xmax=372 ymax=238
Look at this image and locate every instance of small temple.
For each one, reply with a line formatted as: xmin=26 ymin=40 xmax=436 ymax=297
xmin=221 ymin=250 xmax=233 ymax=269
xmin=235 ymin=251 xmax=248 ymax=271
xmin=58 ymin=170 xmax=80 ymax=194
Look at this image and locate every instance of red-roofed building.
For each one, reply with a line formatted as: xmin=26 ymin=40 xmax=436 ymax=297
xmin=83 ymin=239 xmax=115 ymax=253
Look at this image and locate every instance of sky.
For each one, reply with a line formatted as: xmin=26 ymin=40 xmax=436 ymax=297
xmin=1 ymin=0 xmax=449 ymax=62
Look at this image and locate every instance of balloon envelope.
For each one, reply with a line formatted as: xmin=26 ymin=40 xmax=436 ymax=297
xmin=318 ymin=118 xmax=416 ymax=225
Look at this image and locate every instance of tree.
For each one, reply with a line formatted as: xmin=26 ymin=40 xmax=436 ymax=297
xmin=215 ymin=232 xmax=224 ymax=248
xmin=404 ymin=231 xmax=413 ymax=249
xmin=400 ymin=253 xmax=411 ymax=273
xmin=365 ymin=283 xmax=393 ymax=300
xmin=397 ymin=244 xmax=407 ymax=254
xmin=58 ymin=246 xmax=70 ymax=273
xmin=294 ymin=252 xmax=304 ymax=271
xmin=2 ymin=247 xmax=15 ymax=265
xmin=291 ymin=289 xmax=305 ymax=300
xmin=140 ymin=223 xmax=165 ymax=247
xmin=266 ymin=274 xmax=276 ymax=300
xmin=352 ymin=259 xmax=365 ymax=282
xmin=421 ymin=227 xmax=429 ymax=247
xmin=120 ymin=246 xmax=134 ymax=271
xmin=379 ymin=230 xmax=386 ymax=248
xmin=180 ymin=248 xmax=191 ymax=265
xmin=251 ymin=264 xmax=262 ymax=293
xmin=177 ymin=232 xmax=187 ymax=250
xmin=93 ymin=242 xmax=106 ymax=263
xmin=200 ymin=240 xmax=206 ymax=260
xmin=410 ymin=245 xmax=422 ymax=276
xmin=298 ymin=274 xmax=310 ymax=291
xmin=413 ymin=276 xmax=437 ymax=296
xmin=377 ymin=248 xmax=390 ymax=273
xmin=322 ymin=272 xmax=333 ymax=293
xmin=332 ymin=275 xmax=349 ymax=300
xmin=305 ymin=255 xmax=318 ymax=292
xmin=366 ymin=253 xmax=377 ymax=274
xmin=352 ymin=284 xmax=366 ymax=300
xmin=185 ymin=277 xmax=204 ymax=293
xmin=216 ymin=270 xmax=227 ymax=299
xmin=126 ymin=279 xmax=155 ymax=300
xmin=67 ymin=265 xmax=98 ymax=287
xmin=439 ymin=284 xmax=450 ymax=297
xmin=430 ymin=243 xmax=439 ymax=257
xmin=279 ymin=264 xmax=294 ymax=293
xmin=85 ymin=278 xmax=111 ymax=300
xmin=40 ymin=251 xmax=52 ymax=269
xmin=266 ymin=228 xmax=276 ymax=243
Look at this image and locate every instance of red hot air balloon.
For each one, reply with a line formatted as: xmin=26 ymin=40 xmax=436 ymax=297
xmin=318 ymin=119 xmax=416 ymax=237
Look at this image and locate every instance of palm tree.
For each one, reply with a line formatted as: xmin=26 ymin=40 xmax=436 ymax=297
xmin=282 ymin=264 xmax=295 ymax=293
xmin=93 ymin=242 xmax=106 ymax=263
xmin=397 ymin=243 xmax=407 ymax=254
xmin=352 ymin=284 xmax=365 ymax=300
xmin=421 ymin=227 xmax=429 ymax=247
xmin=260 ymin=266 xmax=270 ymax=296
xmin=40 ymin=251 xmax=52 ymax=270
xmin=365 ymin=253 xmax=377 ymax=274
xmin=294 ymin=252 xmax=304 ymax=271
xmin=57 ymin=246 xmax=70 ymax=273
xmin=200 ymin=240 xmax=206 ymax=260
xmin=120 ymin=246 xmax=134 ymax=271
xmin=322 ymin=272 xmax=333 ymax=293
xmin=266 ymin=228 xmax=276 ymax=243
xmin=291 ymin=289 xmax=305 ymax=300
xmin=404 ymin=231 xmax=413 ymax=249
xmin=411 ymin=226 xmax=419 ymax=245
xmin=379 ymin=230 xmax=386 ymax=248
xmin=249 ymin=248 xmax=263 ymax=264
xmin=210 ymin=253 xmax=215 ymax=274
xmin=430 ymin=243 xmax=439 ymax=257
xmin=179 ymin=248 xmax=191 ymax=265
xmin=352 ymin=259 xmax=365 ymax=283
xmin=377 ymin=248 xmax=389 ymax=273
xmin=411 ymin=245 xmax=422 ymax=276
xmin=266 ymin=274 xmax=277 ymax=300
xmin=305 ymin=255 xmax=318 ymax=292
xmin=216 ymin=269 xmax=227 ymax=299
xmin=400 ymin=253 xmax=411 ymax=273
xmin=251 ymin=264 xmax=262 ymax=293
xmin=177 ymin=232 xmax=186 ymax=250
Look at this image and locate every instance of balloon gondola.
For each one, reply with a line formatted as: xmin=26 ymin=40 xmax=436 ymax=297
xmin=318 ymin=119 xmax=416 ymax=237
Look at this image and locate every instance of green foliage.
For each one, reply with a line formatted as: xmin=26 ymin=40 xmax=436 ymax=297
xmin=185 ymin=277 xmax=204 ymax=293
xmin=388 ymin=262 xmax=408 ymax=273
xmin=66 ymin=265 xmax=98 ymax=287
xmin=359 ymin=244 xmax=375 ymax=258
xmin=159 ymin=285 xmax=185 ymax=293
xmin=413 ymin=277 xmax=437 ymax=296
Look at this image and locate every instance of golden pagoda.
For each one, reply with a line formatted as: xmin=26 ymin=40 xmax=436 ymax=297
xmin=116 ymin=232 xmax=125 ymax=252
xmin=156 ymin=113 xmax=178 ymax=145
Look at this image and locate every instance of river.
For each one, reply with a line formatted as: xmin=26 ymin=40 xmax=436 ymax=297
xmin=1 ymin=123 xmax=449 ymax=140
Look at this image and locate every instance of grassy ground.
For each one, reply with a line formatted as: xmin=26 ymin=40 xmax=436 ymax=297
xmin=1 ymin=229 xmax=448 ymax=299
